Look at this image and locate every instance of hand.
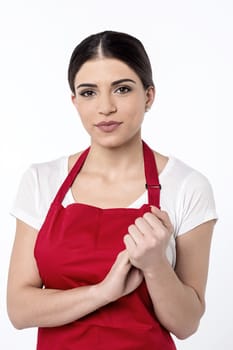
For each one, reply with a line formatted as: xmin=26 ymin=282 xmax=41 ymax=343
xmin=99 ymin=250 xmax=143 ymax=303
xmin=123 ymin=206 xmax=173 ymax=274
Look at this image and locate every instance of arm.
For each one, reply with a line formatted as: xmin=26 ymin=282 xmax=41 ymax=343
xmin=7 ymin=219 xmax=143 ymax=329
xmin=124 ymin=207 xmax=216 ymax=339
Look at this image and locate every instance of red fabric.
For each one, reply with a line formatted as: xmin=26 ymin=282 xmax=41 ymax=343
xmin=34 ymin=141 xmax=176 ymax=349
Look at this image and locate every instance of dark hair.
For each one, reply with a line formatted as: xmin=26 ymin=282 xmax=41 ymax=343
xmin=68 ymin=30 xmax=154 ymax=94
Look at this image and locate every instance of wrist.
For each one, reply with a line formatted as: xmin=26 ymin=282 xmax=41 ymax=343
xmin=89 ymin=283 xmax=111 ymax=308
xmin=142 ymin=256 xmax=171 ymax=279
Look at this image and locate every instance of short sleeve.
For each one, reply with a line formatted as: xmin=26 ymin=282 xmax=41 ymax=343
xmin=177 ymin=171 xmax=218 ymax=236
xmin=11 ymin=166 xmax=42 ymax=230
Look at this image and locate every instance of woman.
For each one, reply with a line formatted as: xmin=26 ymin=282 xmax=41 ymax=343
xmin=7 ymin=31 xmax=217 ymax=349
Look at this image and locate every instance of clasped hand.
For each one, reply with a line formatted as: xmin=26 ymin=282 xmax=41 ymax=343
xmin=124 ymin=206 xmax=173 ymax=274
xmin=100 ymin=206 xmax=173 ymax=303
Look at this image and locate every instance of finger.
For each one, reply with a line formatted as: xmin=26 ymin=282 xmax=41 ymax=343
xmin=134 ymin=217 xmax=154 ymax=236
xmin=147 ymin=207 xmax=174 ymax=234
xmin=143 ymin=214 xmax=173 ymax=239
xmin=114 ymin=250 xmax=130 ymax=268
xmin=128 ymin=224 xmax=144 ymax=245
xmin=123 ymin=234 xmax=137 ymax=255
xmin=150 ymin=206 xmax=170 ymax=225
xmin=142 ymin=212 xmax=165 ymax=233
xmin=126 ymin=268 xmax=143 ymax=288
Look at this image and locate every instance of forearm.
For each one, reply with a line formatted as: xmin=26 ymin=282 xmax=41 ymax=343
xmin=8 ymin=284 xmax=106 ymax=329
xmin=144 ymin=259 xmax=205 ymax=339
xmin=8 ymin=250 xmax=143 ymax=330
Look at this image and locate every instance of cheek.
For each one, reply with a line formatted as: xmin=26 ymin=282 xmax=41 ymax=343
xmin=77 ymin=102 xmax=94 ymax=120
xmin=125 ymin=101 xmax=145 ymax=120
xmin=121 ymin=96 xmax=145 ymax=114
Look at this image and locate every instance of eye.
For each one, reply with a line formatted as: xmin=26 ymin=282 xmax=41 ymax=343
xmin=115 ymin=86 xmax=132 ymax=94
xmin=79 ymin=90 xmax=96 ymax=97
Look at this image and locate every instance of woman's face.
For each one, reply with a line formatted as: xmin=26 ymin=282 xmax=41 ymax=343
xmin=72 ymin=58 xmax=155 ymax=148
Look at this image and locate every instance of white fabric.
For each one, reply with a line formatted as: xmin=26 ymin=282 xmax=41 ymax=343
xmin=11 ymin=155 xmax=218 ymax=267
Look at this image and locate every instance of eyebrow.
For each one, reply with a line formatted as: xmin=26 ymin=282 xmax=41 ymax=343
xmin=76 ymin=78 xmax=136 ymax=89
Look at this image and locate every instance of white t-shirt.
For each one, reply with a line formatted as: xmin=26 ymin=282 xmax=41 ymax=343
xmin=11 ymin=155 xmax=217 ymax=267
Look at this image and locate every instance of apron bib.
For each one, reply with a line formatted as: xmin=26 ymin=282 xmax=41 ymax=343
xmin=34 ymin=141 xmax=176 ymax=349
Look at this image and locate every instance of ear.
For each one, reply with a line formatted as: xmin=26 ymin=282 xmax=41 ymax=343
xmin=71 ymin=94 xmax=78 ymax=109
xmin=145 ymin=86 xmax=156 ymax=111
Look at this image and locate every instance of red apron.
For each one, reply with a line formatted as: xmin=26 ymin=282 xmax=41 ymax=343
xmin=34 ymin=141 xmax=176 ymax=349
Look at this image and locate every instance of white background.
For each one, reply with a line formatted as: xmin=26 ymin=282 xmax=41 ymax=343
xmin=0 ymin=0 xmax=232 ymax=348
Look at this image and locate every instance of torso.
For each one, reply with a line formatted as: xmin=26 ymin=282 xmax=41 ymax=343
xmin=68 ymin=150 xmax=168 ymax=209
xmin=34 ymin=143 xmax=176 ymax=349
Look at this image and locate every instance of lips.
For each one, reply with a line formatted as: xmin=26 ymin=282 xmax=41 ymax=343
xmin=94 ymin=121 xmax=123 ymax=133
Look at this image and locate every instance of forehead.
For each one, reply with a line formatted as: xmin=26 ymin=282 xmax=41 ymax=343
xmin=74 ymin=58 xmax=141 ymax=84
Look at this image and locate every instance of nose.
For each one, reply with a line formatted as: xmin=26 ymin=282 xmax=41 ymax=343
xmin=97 ymin=93 xmax=117 ymax=116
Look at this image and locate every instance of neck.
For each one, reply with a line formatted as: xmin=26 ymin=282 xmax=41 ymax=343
xmin=84 ymin=137 xmax=144 ymax=179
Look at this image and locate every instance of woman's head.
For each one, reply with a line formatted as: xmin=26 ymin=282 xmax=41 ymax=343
xmin=68 ymin=30 xmax=154 ymax=95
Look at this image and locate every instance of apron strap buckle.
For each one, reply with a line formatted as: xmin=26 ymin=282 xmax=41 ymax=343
xmin=145 ymin=184 xmax=161 ymax=189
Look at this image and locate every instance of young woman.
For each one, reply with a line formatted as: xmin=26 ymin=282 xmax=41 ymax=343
xmin=7 ymin=31 xmax=217 ymax=349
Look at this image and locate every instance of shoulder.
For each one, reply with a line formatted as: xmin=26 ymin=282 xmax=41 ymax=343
xmin=162 ymin=157 xmax=217 ymax=235
xmin=154 ymin=151 xmax=169 ymax=176
xmin=18 ymin=155 xmax=69 ymax=211
xmin=160 ymin=156 xmax=211 ymax=189
xmin=28 ymin=156 xmax=70 ymax=201
xmin=11 ymin=156 xmax=69 ymax=230
xmin=152 ymin=150 xmax=212 ymax=195
xmin=29 ymin=156 xmax=68 ymax=179
xmin=153 ymin=151 xmax=205 ymax=183
xmin=13 ymin=156 xmax=68 ymax=200
xmin=68 ymin=152 xmax=83 ymax=172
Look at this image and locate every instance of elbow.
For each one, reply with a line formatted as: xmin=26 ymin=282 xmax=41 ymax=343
xmin=7 ymin=286 xmax=36 ymax=330
xmin=11 ymin=322 xmax=26 ymax=331
xmin=7 ymin=308 xmax=27 ymax=330
xmin=170 ymin=308 xmax=204 ymax=340
xmin=172 ymin=312 xmax=204 ymax=340
xmin=7 ymin=301 xmax=30 ymax=330
xmin=174 ymin=298 xmax=206 ymax=339
xmin=8 ymin=313 xmax=26 ymax=330
xmin=174 ymin=322 xmax=200 ymax=340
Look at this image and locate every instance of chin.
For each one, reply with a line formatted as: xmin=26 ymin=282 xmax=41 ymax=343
xmin=91 ymin=133 xmax=141 ymax=150
xmin=93 ymin=138 xmax=123 ymax=149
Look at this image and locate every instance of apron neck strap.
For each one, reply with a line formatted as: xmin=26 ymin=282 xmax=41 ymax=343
xmin=53 ymin=141 xmax=161 ymax=208
xmin=142 ymin=141 xmax=161 ymax=208
xmin=53 ymin=147 xmax=90 ymax=205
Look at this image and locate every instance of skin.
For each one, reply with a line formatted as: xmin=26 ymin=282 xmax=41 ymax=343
xmin=7 ymin=57 xmax=215 ymax=340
